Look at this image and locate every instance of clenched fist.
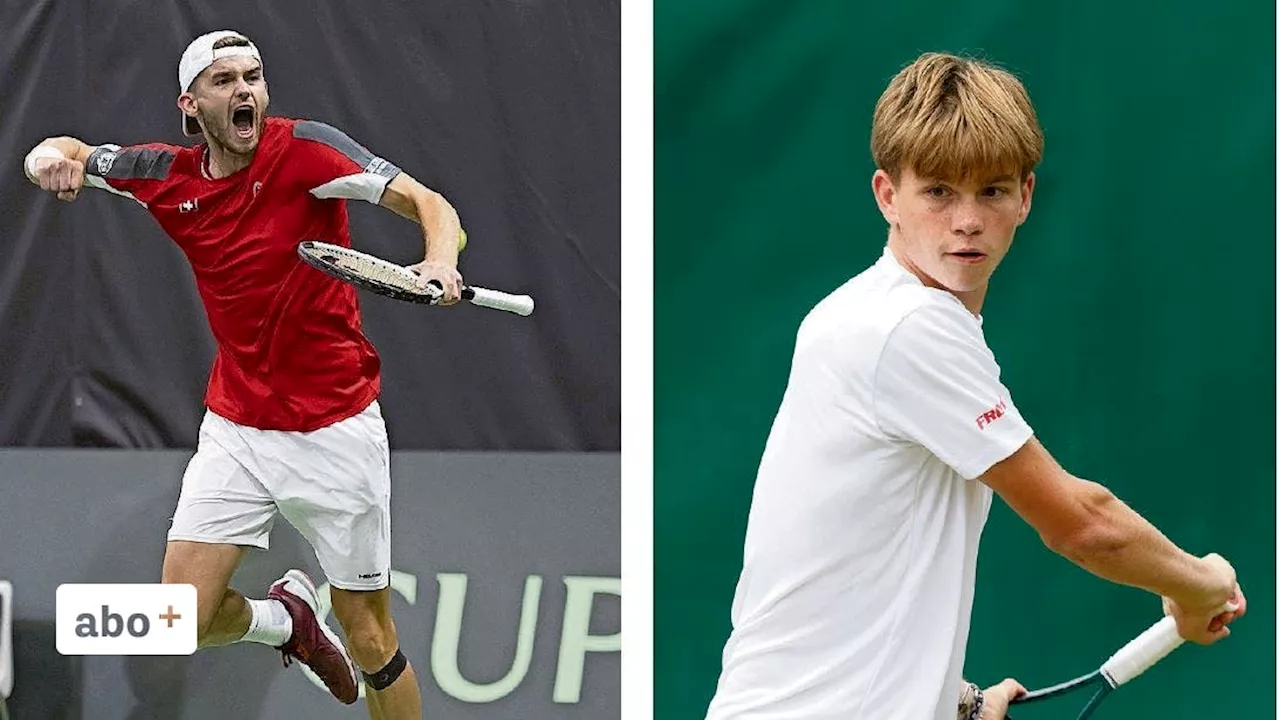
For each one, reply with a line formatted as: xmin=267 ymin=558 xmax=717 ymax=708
xmin=30 ymin=153 xmax=85 ymax=202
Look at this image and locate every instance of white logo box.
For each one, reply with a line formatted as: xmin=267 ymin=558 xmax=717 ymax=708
xmin=56 ymin=584 xmax=197 ymax=656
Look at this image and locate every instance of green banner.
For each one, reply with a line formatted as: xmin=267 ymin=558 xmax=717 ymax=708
xmin=656 ymin=2 xmax=1275 ymax=718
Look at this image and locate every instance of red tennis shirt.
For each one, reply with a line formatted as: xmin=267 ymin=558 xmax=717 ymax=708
xmin=83 ymin=116 xmax=401 ymax=431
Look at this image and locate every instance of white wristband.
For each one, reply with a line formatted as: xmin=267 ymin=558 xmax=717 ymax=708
xmin=24 ymin=145 xmax=65 ymax=181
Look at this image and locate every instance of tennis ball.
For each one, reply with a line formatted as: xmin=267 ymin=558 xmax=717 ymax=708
xmin=458 ymin=228 xmax=467 ymax=253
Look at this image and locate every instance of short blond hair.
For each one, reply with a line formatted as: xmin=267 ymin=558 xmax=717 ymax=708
xmin=871 ymin=52 xmax=1043 ymax=182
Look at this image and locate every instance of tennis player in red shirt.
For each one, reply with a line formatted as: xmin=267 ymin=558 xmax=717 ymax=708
xmin=23 ymin=30 xmax=460 ymax=718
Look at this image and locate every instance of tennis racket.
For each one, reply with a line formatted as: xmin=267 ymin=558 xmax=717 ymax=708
xmin=1008 ymin=603 xmax=1236 ymax=719
xmin=297 ymin=240 xmax=534 ymax=316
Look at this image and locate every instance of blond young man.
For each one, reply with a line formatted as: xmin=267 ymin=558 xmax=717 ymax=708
xmin=703 ymin=52 xmax=1245 ymax=720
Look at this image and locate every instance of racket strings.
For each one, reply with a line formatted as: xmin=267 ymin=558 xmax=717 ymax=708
xmin=333 ymin=255 xmax=423 ymax=293
xmin=298 ymin=240 xmax=532 ymax=315
xmin=307 ymin=244 xmax=441 ymax=300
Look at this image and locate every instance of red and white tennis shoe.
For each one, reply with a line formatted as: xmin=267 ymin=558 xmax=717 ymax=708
xmin=268 ymin=569 xmax=360 ymax=704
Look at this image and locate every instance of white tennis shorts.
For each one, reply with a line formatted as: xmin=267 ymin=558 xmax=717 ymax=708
xmin=168 ymin=400 xmax=392 ymax=591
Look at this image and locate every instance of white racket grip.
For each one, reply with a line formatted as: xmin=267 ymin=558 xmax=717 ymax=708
xmin=1099 ymin=616 xmax=1183 ymax=687
xmin=469 ymin=286 xmax=534 ymax=316
xmin=1100 ymin=601 xmax=1238 ymax=687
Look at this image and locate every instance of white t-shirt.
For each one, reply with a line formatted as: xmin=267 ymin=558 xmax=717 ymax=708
xmin=705 ymin=247 xmax=1034 ymax=720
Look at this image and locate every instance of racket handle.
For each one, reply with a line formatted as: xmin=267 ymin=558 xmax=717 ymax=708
xmin=466 ymin=286 xmax=534 ymax=316
xmin=1100 ymin=602 xmax=1237 ymax=687
xmin=1099 ymin=616 xmax=1182 ymax=687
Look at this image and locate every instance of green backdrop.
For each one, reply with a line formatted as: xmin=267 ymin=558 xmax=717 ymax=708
xmin=655 ymin=2 xmax=1275 ymax=718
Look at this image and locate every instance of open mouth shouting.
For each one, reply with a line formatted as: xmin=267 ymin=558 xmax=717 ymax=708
xmin=231 ymin=103 xmax=256 ymax=139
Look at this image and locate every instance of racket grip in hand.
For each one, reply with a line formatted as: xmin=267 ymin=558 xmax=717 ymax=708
xmin=424 ymin=280 xmax=535 ymax=316
xmin=1100 ymin=602 xmax=1237 ymax=687
xmin=464 ymin=287 xmax=534 ymax=316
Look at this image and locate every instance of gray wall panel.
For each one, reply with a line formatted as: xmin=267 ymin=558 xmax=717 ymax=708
xmin=0 ymin=450 xmax=620 ymax=719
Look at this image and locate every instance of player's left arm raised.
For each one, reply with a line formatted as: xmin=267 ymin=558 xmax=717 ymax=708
xmin=378 ymin=171 xmax=465 ymax=304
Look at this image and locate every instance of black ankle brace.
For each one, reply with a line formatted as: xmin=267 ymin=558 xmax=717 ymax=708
xmin=363 ymin=648 xmax=407 ymax=691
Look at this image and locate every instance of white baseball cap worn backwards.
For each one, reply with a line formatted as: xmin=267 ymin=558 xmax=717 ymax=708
xmin=177 ymin=30 xmax=263 ymax=136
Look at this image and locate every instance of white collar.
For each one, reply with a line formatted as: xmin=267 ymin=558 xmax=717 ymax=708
xmin=876 ymin=245 xmax=984 ymax=324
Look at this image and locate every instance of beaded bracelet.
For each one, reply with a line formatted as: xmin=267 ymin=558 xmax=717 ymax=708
xmin=957 ymin=681 xmax=984 ymax=720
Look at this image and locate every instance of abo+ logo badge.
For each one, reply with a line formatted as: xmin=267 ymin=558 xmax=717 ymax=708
xmin=56 ymin=584 xmax=197 ymax=655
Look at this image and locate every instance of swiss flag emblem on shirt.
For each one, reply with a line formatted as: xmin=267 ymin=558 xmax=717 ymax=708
xmin=975 ymin=399 xmax=1007 ymax=430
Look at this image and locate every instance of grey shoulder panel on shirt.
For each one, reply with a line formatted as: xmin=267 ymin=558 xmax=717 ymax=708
xmin=85 ymin=145 xmax=176 ymax=181
xmin=293 ymin=120 xmax=400 ymax=179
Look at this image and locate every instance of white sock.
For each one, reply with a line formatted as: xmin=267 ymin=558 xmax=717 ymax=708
xmin=239 ymin=598 xmax=293 ymax=647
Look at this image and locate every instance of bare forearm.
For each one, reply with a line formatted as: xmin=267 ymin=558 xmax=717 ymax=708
xmin=379 ymin=177 xmax=462 ymax=266
xmin=1049 ymin=481 xmax=1216 ymax=603
xmin=413 ymin=190 xmax=461 ymax=266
